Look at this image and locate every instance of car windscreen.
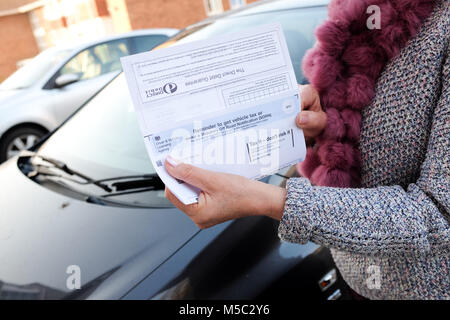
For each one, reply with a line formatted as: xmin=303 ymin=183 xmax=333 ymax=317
xmin=35 ymin=5 xmax=327 ymax=207
xmin=35 ymin=74 xmax=172 ymax=207
xmin=0 ymin=49 xmax=70 ymax=90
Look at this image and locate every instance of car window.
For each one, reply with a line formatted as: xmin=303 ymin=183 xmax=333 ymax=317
xmin=0 ymin=49 xmax=70 ymax=90
xmin=131 ymin=35 xmax=169 ymax=53
xmin=60 ymin=39 xmax=129 ymax=80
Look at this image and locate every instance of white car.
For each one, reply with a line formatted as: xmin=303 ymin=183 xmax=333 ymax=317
xmin=0 ymin=28 xmax=177 ymax=162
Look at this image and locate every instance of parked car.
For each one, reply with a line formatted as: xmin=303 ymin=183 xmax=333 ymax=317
xmin=0 ymin=29 xmax=177 ymax=163
xmin=0 ymin=0 xmax=350 ymax=300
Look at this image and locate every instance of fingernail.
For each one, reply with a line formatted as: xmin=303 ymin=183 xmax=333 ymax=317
xmin=298 ymin=114 xmax=309 ymax=124
xmin=166 ymin=155 xmax=181 ymax=167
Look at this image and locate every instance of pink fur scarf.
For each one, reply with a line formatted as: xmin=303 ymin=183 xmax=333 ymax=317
xmin=297 ymin=0 xmax=436 ymax=188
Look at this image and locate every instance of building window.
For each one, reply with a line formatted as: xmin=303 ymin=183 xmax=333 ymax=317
xmin=203 ymin=0 xmax=224 ymax=16
xmin=229 ymin=0 xmax=246 ymax=9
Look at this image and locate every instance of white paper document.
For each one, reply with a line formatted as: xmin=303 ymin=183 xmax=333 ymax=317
xmin=121 ymin=23 xmax=306 ymax=204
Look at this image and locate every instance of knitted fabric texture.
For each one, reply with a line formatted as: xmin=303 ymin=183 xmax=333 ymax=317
xmin=298 ymin=0 xmax=436 ymax=187
xmin=278 ymin=0 xmax=449 ymax=299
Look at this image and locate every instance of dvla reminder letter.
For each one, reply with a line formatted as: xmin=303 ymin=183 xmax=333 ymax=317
xmin=121 ymin=24 xmax=306 ymax=204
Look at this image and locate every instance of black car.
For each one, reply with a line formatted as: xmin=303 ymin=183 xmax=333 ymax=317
xmin=0 ymin=0 xmax=349 ymax=300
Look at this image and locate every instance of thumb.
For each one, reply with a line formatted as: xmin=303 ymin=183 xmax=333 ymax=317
xmin=299 ymin=84 xmax=321 ymax=112
xmin=296 ymin=110 xmax=327 ymax=131
xmin=165 ymin=156 xmax=212 ymax=190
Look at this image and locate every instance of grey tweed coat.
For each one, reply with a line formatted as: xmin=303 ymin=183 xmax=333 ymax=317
xmin=278 ymin=1 xmax=449 ymax=299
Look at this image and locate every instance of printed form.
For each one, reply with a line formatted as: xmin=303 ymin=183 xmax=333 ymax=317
xmin=121 ymin=23 xmax=306 ymax=204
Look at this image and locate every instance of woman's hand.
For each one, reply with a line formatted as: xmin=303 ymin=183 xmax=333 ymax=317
xmin=296 ymin=85 xmax=327 ymax=142
xmin=164 ymin=156 xmax=287 ymax=229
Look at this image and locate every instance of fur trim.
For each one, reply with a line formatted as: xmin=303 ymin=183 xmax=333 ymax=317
xmin=321 ymin=108 xmax=346 ymax=140
xmin=341 ymin=109 xmax=361 ymax=141
xmin=297 ymin=147 xmax=320 ymax=178
xmin=317 ymin=141 xmax=357 ymax=170
xmin=298 ymin=0 xmax=435 ymax=188
xmin=311 ymin=166 xmax=353 ymax=187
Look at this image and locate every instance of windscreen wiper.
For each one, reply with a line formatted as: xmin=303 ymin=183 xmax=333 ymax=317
xmin=94 ymin=174 xmax=165 ymax=197
xmin=19 ymin=152 xmax=165 ymax=196
xmin=19 ymin=151 xmax=112 ymax=192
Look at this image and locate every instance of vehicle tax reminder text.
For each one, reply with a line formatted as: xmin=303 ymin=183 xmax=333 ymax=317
xmin=121 ymin=23 xmax=306 ymax=205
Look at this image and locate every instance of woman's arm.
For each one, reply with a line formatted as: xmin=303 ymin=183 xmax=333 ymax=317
xmin=164 ymin=68 xmax=449 ymax=258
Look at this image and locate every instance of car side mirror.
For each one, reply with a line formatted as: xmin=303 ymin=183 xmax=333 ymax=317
xmin=54 ymin=73 xmax=79 ymax=88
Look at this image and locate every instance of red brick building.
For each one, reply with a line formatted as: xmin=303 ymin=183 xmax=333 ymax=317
xmin=0 ymin=0 xmax=113 ymax=81
xmin=0 ymin=0 xmax=40 ymax=82
xmin=0 ymin=0 xmax=259 ymax=82
xmin=107 ymin=0 xmax=258 ymax=32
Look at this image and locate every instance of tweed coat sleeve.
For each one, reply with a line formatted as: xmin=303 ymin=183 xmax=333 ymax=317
xmin=278 ymin=47 xmax=450 ymax=258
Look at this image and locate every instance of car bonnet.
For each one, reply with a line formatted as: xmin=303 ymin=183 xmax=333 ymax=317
xmin=0 ymin=159 xmax=198 ymax=299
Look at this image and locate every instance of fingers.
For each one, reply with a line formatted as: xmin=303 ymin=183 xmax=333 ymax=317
xmin=298 ymin=84 xmax=321 ymax=112
xmin=165 ymin=187 xmax=195 ymax=214
xmin=296 ymin=110 xmax=327 ymax=140
xmin=165 ymin=188 xmax=210 ymax=229
xmin=296 ymin=110 xmax=327 ymax=130
xmin=296 ymin=85 xmax=326 ymax=140
xmin=165 ymin=156 xmax=213 ymax=190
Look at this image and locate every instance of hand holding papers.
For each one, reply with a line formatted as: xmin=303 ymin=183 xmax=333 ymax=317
xmin=121 ymin=23 xmax=306 ymax=204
